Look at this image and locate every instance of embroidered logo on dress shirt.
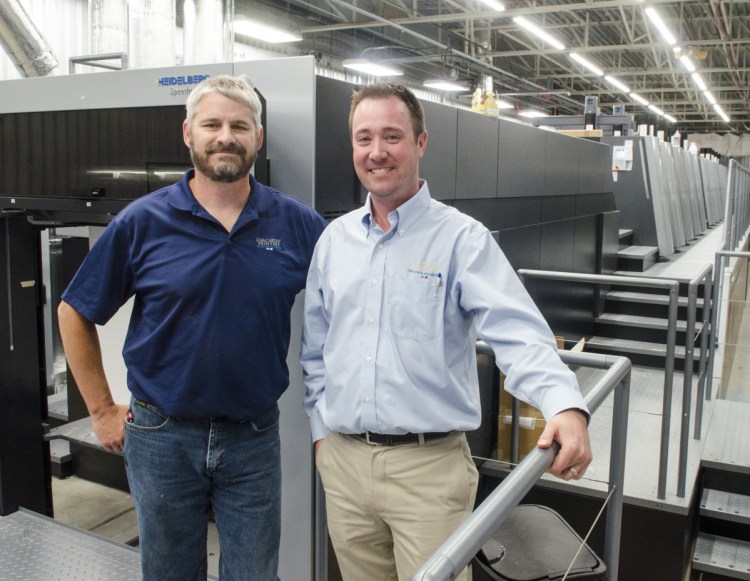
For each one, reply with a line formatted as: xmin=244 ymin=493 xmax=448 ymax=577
xmin=256 ymin=237 xmax=284 ymax=251
xmin=407 ymin=261 xmax=441 ymax=280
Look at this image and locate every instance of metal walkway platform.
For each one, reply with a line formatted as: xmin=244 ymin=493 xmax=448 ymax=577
xmin=0 ymin=509 xmax=143 ymax=580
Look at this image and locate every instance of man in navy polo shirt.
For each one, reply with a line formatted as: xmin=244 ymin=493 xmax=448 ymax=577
xmin=58 ymin=75 xmax=326 ymax=581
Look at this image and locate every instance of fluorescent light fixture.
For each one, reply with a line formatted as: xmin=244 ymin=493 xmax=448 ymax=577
xmin=713 ymin=103 xmax=730 ymax=123
xmin=496 ymin=99 xmax=514 ymax=109
xmin=479 ymin=0 xmax=505 ymax=10
xmin=518 ymin=109 xmax=548 ymax=118
xmin=703 ymin=91 xmax=717 ymax=105
xmin=679 ymin=55 xmax=696 ymax=72
xmin=342 ymin=59 xmax=403 ymax=76
xmin=648 ymin=104 xmax=665 ymax=116
xmin=234 ymin=18 xmax=302 ymax=43
xmin=691 ymin=73 xmax=707 ymax=92
xmin=423 ymin=79 xmax=469 ymax=91
xmin=630 ymin=93 xmax=649 ymax=106
xmin=604 ymin=75 xmax=630 ymax=93
xmin=644 ymin=7 xmax=677 ymax=45
xmin=664 ymin=114 xmax=677 ymax=123
xmin=513 ymin=16 xmax=565 ymax=51
xmin=569 ymin=52 xmax=604 ymax=76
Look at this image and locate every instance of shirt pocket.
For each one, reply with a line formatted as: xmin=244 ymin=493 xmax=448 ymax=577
xmin=389 ymin=278 xmax=443 ymax=340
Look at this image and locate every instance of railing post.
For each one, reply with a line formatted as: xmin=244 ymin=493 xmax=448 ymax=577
xmin=657 ymin=282 xmax=678 ymax=500
xmin=694 ymin=270 xmax=712 ymax=439
xmin=605 ymin=367 xmax=630 ymax=581
xmin=677 ymin=279 xmax=698 ymax=498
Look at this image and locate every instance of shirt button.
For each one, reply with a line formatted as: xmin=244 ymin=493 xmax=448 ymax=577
xmin=368 ymin=317 xmax=375 ymax=324
xmin=377 ymin=243 xmax=384 ymax=249
xmin=371 ymin=279 xmax=378 ymax=286
xmin=364 ymin=396 xmax=371 ymax=402
xmin=365 ymin=356 xmax=372 ymax=363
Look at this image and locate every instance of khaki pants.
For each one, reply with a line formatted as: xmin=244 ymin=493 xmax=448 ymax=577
xmin=317 ymin=431 xmax=479 ymax=581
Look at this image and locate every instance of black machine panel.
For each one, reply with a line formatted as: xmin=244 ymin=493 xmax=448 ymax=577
xmin=0 ymin=106 xmax=191 ymax=201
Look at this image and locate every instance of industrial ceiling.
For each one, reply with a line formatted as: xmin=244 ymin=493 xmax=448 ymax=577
xmin=231 ymin=0 xmax=749 ymax=135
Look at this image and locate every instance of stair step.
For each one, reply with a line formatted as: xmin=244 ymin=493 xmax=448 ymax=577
xmin=586 ymin=336 xmax=693 ymax=359
xmin=603 ymin=290 xmax=704 ymax=309
xmin=618 ymin=245 xmax=659 ymax=259
xmin=618 ymin=228 xmax=634 ymax=239
xmin=693 ymin=533 xmax=750 ymax=580
xmin=595 ymin=312 xmax=689 ymax=333
xmin=701 ymin=489 xmax=750 ymax=525
xmin=617 ymin=245 xmax=659 ymax=272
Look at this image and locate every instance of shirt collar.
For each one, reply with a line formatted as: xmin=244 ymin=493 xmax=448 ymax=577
xmin=167 ymin=169 xmax=275 ymax=218
xmin=359 ymin=180 xmax=432 ymax=235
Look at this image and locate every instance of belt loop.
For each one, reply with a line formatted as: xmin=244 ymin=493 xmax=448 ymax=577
xmin=418 ymin=433 xmax=425 ymax=446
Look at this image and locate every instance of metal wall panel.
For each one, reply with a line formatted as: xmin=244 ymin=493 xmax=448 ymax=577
xmin=421 ymin=101 xmax=458 ymax=201
xmin=544 ymin=130 xmax=579 ymax=196
xmin=497 ymin=119 xmax=545 ymax=198
xmin=455 ymin=109 xmax=497 ymax=199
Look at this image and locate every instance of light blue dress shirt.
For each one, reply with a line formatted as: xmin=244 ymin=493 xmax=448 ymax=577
xmin=301 ymin=182 xmax=588 ymax=442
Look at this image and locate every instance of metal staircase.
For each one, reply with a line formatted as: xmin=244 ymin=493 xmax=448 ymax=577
xmin=692 ymin=468 xmax=750 ymax=579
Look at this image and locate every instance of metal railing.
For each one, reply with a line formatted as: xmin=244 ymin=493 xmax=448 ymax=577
xmin=678 ymin=264 xmax=712 ymax=497
xmin=413 ymin=348 xmax=631 ymax=581
xmin=516 ymin=269 xmax=679 ymax=500
xmin=707 ymin=160 xmax=750 ymax=398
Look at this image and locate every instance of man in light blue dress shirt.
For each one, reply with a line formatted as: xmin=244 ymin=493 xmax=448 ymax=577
xmin=301 ymin=82 xmax=593 ymax=581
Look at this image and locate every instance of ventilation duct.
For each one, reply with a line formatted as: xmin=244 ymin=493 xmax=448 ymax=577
xmin=89 ymin=0 xmax=128 ymax=57
xmin=128 ymin=0 xmax=176 ymax=69
xmin=0 ymin=0 xmax=58 ymax=77
xmin=183 ymin=0 xmax=232 ymax=65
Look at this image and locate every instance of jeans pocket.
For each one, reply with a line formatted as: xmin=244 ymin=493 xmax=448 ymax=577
xmin=249 ymin=404 xmax=280 ymax=433
xmin=125 ymin=398 xmax=171 ymax=432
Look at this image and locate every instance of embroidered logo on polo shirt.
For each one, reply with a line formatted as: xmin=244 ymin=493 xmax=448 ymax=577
xmin=256 ymin=237 xmax=284 ymax=251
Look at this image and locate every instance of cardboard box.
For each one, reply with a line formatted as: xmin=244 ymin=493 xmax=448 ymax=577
xmin=496 ymin=336 xmax=566 ymax=462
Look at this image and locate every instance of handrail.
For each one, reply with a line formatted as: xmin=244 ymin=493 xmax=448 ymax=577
xmin=413 ymin=347 xmax=631 ymax=581
xmin=516 ymin=269 xmax=678 ymax=500
xmin=706 ymin=159 xmax=750 ymax=398
xmin=677 ymin=263 xmax=712 ymax=497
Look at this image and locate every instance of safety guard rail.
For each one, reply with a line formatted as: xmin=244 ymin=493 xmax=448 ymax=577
xmin=707 ymin=159 xmax=750 ymax=398
xmin=413 ymin=346 xmax=631 ymax=581
xmin=516 ymin=269 xmax=681 ymax=499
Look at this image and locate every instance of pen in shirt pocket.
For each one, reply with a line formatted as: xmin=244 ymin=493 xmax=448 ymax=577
xmin=434 ymin=272 xmax=442 ymax=297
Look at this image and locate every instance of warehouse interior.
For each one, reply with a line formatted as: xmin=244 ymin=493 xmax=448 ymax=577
xmin=1 ymin=1 xmax=749 ymax=580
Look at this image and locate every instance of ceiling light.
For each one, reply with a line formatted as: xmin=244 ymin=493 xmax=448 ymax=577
xmin=495 ymin=99 xmax=514 ymax=110
xmin=679 ymin=55 xmax=696 ymax=73
xmin=423 ymin=79 xmax=469 ymax=91
xmin=479 ymin=0 xmax=505 ymax=11
xmin=644 ymin=7 xmax=677 ymax=46
xmin=648 ymin=104 xmax=665 ymax=116
xmin=691 ymin=73 xmax=707 ymax=92
xmin=663 ymin=114 xmax=677 ymax=123
xmin=630 ymin=93 xmax=649 ymax=106
xmin=342 ymin=59 xmax=403 ymax=77
xmin=234 ymin=18 xmax=302 ymax=43
xmin=513 ymin=16 xmax=565 ymax=51
xmin=569 ymin=53 xmax=604 ymax=76
xmin=604 ymin=76 xmax=630 ymax=93
xmin=518 ymin=109 xmax=548 ymax=118
xmin=713 ymin=103 xmax=730 ymax=123
xmin=704 ymin=91 xmax=717 ymax=105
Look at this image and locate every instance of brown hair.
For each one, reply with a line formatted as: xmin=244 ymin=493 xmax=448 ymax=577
xmin=349 ymin=82 xmax=425 ymax=141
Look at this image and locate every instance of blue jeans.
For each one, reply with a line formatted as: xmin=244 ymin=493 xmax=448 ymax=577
xmin=124 ymin=398 xmax=281 ymax=581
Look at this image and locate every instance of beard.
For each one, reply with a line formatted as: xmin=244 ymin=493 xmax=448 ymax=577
xmin=190 ymin=143 xmax=257 ymax=183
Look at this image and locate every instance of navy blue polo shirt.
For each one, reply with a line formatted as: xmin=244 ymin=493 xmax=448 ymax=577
xmin=62 ymin=170 xmax=327 ymax=421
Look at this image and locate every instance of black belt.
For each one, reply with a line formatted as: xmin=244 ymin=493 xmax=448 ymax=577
xmin=350 ymin=431 xmax=453 ymax=446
